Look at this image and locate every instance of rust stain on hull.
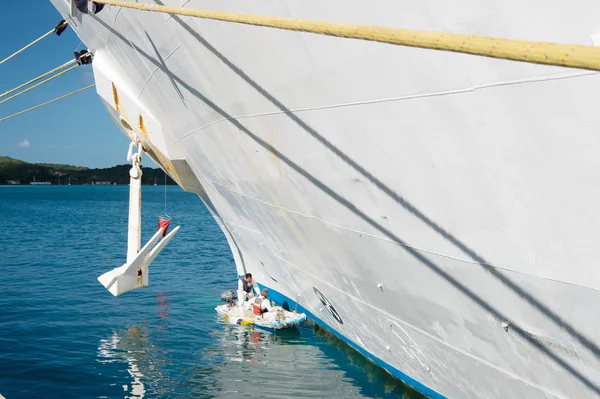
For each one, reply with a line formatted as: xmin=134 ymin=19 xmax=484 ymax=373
xmin=112 ymin=82 xmax=120 ymax=113
xmin=138 ymin=114 xmax=185 ymax=188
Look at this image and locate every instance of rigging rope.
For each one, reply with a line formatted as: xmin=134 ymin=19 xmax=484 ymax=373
xmin=0 ymin=53 xmax=91 ymax=105
xmin=0 ymin=59 xmax=78 ymax=100
xmin=0 ymin=64 xmax=79 ymax=104
xmin=0 ymin=84 xmax=96 ymax=124
xmin=0 ymin=64 xmax=79 ymax=105
xmin=0 ymin=21 xmax=68 ymax=66
xmin=164 ymin=171 xmax=168 ymax=218
xmin=93 ymin=0 xmax=600 ymax=71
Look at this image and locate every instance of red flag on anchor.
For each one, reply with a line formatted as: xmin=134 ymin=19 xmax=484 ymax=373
xmin=157 ymin=216 xmax=172 ymax=237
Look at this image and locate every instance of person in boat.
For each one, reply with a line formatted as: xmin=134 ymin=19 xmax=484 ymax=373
xmin=237 ymin=273 xmax=254 ymax=302
xmin=253 ymin=288 xmax=272 ymax=315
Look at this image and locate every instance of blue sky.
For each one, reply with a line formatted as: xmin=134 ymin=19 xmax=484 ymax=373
xmin=0 ymin=2 xmax=131 ymax=168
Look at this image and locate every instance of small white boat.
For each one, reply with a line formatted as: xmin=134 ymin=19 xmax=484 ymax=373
xmin=216 ymin=299 xmax=307 ymax=331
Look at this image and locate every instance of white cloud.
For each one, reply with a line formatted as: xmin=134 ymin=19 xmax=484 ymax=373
xmin=17 ymin=139 xmax=30 ymax=148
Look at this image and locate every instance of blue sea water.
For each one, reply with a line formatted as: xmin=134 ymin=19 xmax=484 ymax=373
xmin=0 ymin=186 xmax=423 ymax=399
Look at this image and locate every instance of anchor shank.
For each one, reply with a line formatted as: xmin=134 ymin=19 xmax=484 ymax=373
xmin=127 ymin=145 xmax=142 ymax=263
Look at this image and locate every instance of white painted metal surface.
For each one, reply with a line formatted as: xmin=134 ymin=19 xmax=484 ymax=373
xmin=97 ymin=140 xmax=180 ymax=296
xmin=50 ymin=0 xmax=600 ymax=397
xmin=126 ymin=140 xmax=142 ymax=263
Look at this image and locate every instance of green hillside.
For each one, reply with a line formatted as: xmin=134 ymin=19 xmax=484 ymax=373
xmin=0 ymin=156 xmax=29 ymax=166
xmin=0 ymin=156 xmax=176 ymax=185
xmin=36 ymin=163 xmax=88 ymax=172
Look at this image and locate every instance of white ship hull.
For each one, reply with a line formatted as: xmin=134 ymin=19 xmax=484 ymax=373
xmin=51 ymin=1 xmax=600 ymax=397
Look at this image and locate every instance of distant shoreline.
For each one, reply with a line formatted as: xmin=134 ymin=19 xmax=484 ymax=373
xmin=1 ymin=156 xmax=176 ymax=186
xmin=0 ymin=184 xmax=174 ymax=186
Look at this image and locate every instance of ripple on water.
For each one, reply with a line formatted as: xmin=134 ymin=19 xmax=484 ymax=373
xmin=0 ymin=186 xmax=424 ymax=399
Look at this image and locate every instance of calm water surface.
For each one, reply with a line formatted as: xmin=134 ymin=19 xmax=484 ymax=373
xmin=0 ymin=186 xmax=423 ymax=399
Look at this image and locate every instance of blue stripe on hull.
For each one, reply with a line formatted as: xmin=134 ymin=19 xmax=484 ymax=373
xmin=256 ymin=282 xmax=446 ymax=399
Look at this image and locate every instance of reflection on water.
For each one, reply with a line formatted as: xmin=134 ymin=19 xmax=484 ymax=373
xmin=156 ymin=292 xmax=170 ymax=332
xmin=98 ymin=329 xmax=147 ymax=399
xmin=201 ymin=323 xmax=371 ymax=398
xmin=97 ymin=292 xmax=175 ymax=399
xmin=98 ymin=311 xmax=424 ymax=398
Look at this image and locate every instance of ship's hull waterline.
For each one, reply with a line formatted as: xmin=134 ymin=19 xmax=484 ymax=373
xmin=50 ymin=1 xmax=600 ymax=397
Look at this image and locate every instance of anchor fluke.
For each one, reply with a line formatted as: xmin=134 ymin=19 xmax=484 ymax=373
xmin=98 ymin=226 xmax=180 ymax=296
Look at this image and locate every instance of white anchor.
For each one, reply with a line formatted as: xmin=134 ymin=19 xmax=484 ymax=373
xmin=97 ymin=138 xmax=180 ymax=296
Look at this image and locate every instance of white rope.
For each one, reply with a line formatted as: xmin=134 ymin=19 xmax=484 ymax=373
xmin=0 ymin=64 xmax=79 ymax=105
xmin=0 ymin=84 xmax=96 ymax=124
xmin=0 ymin=59 xmax=77 ymax=100
xmin=0 ymin=28 xmax=56 ymax=66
